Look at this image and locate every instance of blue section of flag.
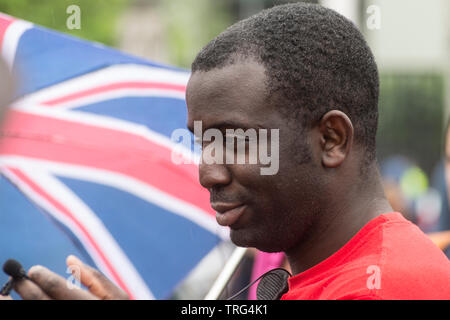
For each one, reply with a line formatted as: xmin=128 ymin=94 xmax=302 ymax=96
xmin=57 ymin=176 xmax=220 ymax=299
xmin=0 ymin=176 xmax=95 ymax=299
xmin=12 ymin=26 xmax=186 ymax=98
xmin=75 ymin=97 xmax=188 ymax=138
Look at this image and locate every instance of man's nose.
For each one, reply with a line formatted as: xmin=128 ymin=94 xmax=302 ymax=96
xmin=199 ymin=162 xmax=231 ymax=189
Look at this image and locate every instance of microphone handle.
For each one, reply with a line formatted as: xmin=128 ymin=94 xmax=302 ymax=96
xmin=0 ymin=279 xmax=14 ymax=296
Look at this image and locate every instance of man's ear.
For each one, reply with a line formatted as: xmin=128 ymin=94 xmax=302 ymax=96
xmin=318 ymin=110 xmax=354 ymax=168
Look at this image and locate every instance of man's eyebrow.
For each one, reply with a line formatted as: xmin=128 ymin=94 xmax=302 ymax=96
xmin=215 ymin=121 xmax=250 ymax=130
xmin=210 ymin=121 xmax=266 ymax=131
xmin=187 ymin=121 xmax=264 ymax=135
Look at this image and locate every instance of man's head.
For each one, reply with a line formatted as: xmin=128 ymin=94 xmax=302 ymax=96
xmin=186 ymin=3 xmax=380 ymax=252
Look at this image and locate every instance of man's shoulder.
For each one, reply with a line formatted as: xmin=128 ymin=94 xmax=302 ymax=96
xmin=283 ymin=213 xmax=450 ymax=300
xmin=358 ymin=212 xmax=449 ymax=269
xmin=379 ymin=220 xmax=450 ymax=299
xmin=332 ymin=214 xmax=450 ymax=299
xmin=379 ymin=214 xmax=450 ymax=273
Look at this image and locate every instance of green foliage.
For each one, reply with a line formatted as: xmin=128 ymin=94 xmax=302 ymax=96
xmin=160 ymin=0 xmax=232 ymax=69
xmin=0 ymin=0 xmax=129 ymax=46
xmin=377 ymin=73 xmax=445 ymax=174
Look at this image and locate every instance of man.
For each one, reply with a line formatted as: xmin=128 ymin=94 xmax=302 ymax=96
xmin=5 ymin=3 xmax=450 ymax=300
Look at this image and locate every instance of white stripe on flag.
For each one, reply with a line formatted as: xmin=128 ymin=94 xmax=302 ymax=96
xmin=42 ymin=88 xmax=186 ymax=110
xmin=1 ymin=19 xmax=32 ymax=69
xmin=11 ymin=64 xmax=190 ymax=106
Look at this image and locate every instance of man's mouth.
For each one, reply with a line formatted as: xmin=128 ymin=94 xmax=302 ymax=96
xmin=211 ymin=202 xmax=247 ymax=227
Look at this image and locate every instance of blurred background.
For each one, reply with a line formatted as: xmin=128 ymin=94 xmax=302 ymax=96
xmin=0 ymin=0 xmax=449 ymax=299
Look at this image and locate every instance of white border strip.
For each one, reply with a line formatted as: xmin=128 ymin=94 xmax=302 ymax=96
xmin=12 ymin=64 xmax=190 ymax=106
xmin=1 ymin=19 xmax=32 ymax=69
xmin=43 ymin=88 xmax=186 ymax=110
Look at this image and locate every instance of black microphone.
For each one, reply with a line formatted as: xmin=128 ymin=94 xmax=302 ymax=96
xmin=0 ymin=259 xmax=29 ymax=296
xmin=256 ymin=268 xmax=290 ymax=300
xmin=227 ymin=268 xmax=291 ymax=300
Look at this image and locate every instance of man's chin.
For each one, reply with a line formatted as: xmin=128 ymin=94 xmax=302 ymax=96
xmin=229 ymin=229 xmax=284 ymax=253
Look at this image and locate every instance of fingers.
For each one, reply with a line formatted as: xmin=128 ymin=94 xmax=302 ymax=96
xmin=14 ymin=277 xmax=51 ymax=300
xmin=0 ymin=295 xmax=12 ymax=300
xmin=12 ymin=257 xmax=128 ymax=300
xmin=26 ymin=265 xmax=97 ymax=300
xmin=66 ymin=255 xmax=129 ymax=300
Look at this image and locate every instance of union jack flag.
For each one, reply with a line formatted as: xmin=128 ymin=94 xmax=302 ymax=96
xmin=0 ymin=13 xmax=229 ymax=299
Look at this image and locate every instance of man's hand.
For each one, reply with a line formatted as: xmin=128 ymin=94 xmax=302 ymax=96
xmin=13 ymin=255 xmax=129 ymax=300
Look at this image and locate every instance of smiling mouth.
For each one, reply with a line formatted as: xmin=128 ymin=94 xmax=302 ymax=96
xmin=211 ymin=203 xmax=247 ymax=227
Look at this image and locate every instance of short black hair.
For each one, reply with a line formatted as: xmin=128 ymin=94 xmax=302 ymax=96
xmin=192 ymin=2 xmax=379 ymax=165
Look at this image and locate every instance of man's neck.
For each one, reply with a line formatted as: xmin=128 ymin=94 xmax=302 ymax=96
xmin=285 ymin=167 xmax=393 ymax=276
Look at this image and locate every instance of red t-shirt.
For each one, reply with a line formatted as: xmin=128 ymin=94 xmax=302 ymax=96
xmin=281 ymin=212 xmax=450 ymax=300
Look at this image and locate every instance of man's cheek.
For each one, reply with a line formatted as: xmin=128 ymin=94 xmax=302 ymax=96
xmin=229 ymin=163 xmax=262 ymax=181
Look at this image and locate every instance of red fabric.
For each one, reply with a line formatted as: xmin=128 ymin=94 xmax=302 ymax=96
xmin=281 ymin=212 xmax=450 ymax=300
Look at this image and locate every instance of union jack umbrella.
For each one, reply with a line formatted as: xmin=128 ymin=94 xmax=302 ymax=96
xmin=0 ymin=13 xmax=230 ymax=299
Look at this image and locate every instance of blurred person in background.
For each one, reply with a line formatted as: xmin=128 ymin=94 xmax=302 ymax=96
xmin=418 ymin=118 xmax=450 ymax=257
xmin=382 ymin=179 xmax=412 ymax=220
xmin=381 ymin=155 xmax=446 ymax=233
xmin=433 ymin=119 xmax=450 ymax=256
xmin=444 ymin=119 xmax=450 ymax=220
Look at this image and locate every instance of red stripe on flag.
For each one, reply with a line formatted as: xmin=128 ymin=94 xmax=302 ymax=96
xmin=7 ymin=167 xmax=135 ymax=300
xmin=42 ymin=82 xmax=187 ymax=107
xmin=0 ymin=110 xmax=213 ymax=215
xmin=0 ymin=14 xmax=15 ymax=52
